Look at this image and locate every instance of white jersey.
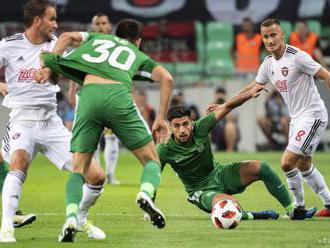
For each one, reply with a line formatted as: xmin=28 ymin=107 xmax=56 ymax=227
xmin=0 ymin=33 xmax=60 ymax=121
xmin=255 ymin=45 xmax=327 ymax=120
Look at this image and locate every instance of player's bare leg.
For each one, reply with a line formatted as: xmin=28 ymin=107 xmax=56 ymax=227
xmin=132 ymin=141 xmax=166 ymax=229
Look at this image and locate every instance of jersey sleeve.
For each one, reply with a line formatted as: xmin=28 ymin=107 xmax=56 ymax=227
xmin=255 ymin=57 xmax=270 ymax=84
xmin=79 ymin=32 xmax=98 ymax=43
xmin=156 ymin=144 xmax=167 ymax=170
xmin=136 ymin=54 xmax=159 ymax=80
xmin=194 ymin=112 xmax=217 ymax=137
xmin=0 ymin=39 xmax=8 ymax=68
xmin=295 ymin=50 xmax=321 ymax=76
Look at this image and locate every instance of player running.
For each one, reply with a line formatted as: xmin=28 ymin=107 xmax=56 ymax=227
xmin=0 ymin=0 xmax=106 ymax=242
xmin=239 ymin=18 xmax=330 ymax=217
xmin=36 ymin=19 xmax=173 ymax=241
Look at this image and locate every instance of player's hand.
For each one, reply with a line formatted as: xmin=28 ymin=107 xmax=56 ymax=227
xmin=152 ymin=118 xmax=169 ymax=144
xmin=250 ymin=84 xmax=268 ymax=98
xmin=35 ymin=68 xmax=52 ymax=84
xmin=0 ymin=82 xmax=8 ymax=96
xmin=206 ymin=103 xmax=222 ymax=113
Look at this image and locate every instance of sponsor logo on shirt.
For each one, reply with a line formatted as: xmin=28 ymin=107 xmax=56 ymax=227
xmin=281 ymin=66 xmax=289 ymax=77
xmin=275 ymin=80 xmax=288 ymax=92
xmin=12 ymin=133 xmax=21 ymax=140
xmin=18 ymin=68 xmax=36 ymax=81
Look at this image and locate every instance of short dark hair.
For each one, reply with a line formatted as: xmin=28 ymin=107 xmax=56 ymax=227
xmin=94 ymin=12 xmax=107 ymax=18
xmin=215 ymin=86 xmax=226 ymax=94
xmin=115 ymin=19 xmax=142 ymax=43
xmin=23 ymin=0 xmax=56 ymax=28
xmin=260 ymin=18 xmax=281 ymax=28
xmin=167 ymin=105 xmax=191 ymax=121
xmin=242 ymin=17 xmax=253 ymax=23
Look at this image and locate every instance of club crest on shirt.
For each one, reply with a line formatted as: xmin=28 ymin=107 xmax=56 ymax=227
xmin=281 ymin=67 xmax=289 ymax=77
xmin=12 ymin=133 xmax=21 ymax=140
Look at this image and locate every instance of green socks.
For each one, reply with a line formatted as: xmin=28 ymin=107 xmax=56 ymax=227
xmin=259 ymin=162 xmax=293 ymax=213
xmin=0 ymin=160 xmax=9 ymax=193
xmin=242 ymin=211 xmax=254 ymax=220
xmin=65 ymin=173 xmax=85 ymax=219
xmin=140 ymin=160 xmax=161 ymax=198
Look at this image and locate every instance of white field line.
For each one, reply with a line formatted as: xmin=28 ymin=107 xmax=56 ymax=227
xmin=25 ymin=213 xmax=208 ymax=217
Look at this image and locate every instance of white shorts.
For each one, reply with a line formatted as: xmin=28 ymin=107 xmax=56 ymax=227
xmin=287 ymin=116 xmax=328 ymax=156
xmin=1 ymin=115 xmax=73 ymax=171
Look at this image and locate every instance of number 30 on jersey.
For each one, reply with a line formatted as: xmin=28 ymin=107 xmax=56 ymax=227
xmin=81 ymin=39 xmax=136 ymax=71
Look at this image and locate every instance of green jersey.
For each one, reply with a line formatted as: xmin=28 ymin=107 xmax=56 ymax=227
xmin=42 ymin=32 xmax=158 ymax=90
xmin=157 ymin=112 xmax=221 ymax=194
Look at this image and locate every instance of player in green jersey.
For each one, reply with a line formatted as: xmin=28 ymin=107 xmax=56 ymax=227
xmin=36 ymin=19 xmax=173 ymax=241
xmin=156 ymin=85 xmax=316 ymax=221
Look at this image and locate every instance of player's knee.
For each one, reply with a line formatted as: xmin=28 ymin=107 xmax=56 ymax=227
xmin=280 ymin=161 xmax=293 ymax=172
xmin=240 ymin=161 xmax=260 ymax=182
xmin=10 ymin=150 xmax=30 ymax=173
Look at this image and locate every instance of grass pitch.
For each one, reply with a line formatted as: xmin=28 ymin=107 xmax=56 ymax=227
xmin=2 ymin=152 xmax=330 ymax=248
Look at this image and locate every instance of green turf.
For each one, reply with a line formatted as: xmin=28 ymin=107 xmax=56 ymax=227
xmin=2 ymin=152 xmax=330 ymax=247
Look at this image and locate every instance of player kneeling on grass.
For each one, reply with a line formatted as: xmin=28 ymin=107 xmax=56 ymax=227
xmin=154 ymin=87 xmax=315 ymax=222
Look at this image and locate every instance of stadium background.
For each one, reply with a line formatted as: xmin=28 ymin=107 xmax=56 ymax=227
xmin=0 ymin=1 xmax=329 ymax=246
xmin=0 ymin=0 xmax=329 ymax=151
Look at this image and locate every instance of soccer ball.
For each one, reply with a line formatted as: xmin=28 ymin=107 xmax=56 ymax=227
xmin=211 ymin=199 xmax=242 ymax=229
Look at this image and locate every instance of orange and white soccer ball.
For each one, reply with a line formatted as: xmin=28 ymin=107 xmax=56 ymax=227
xmin=211 ymin=199 xmax=242 ymax=229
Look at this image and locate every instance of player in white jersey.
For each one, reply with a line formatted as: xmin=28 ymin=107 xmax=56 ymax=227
xmin=240 ymin=18 xmax=330 ymax=219
xmin=0 ymin=0 xmax=106 ymax=242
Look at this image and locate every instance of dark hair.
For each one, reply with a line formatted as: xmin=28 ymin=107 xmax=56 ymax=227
xmin=215 ymin=86 xmax=226 ymax=94
xmin=23 ymin=0 xmax=56 ymax=28
xmin=167 ymin=105 xmax=191 ymax=121
xmin=115 ymin=18 xmax=142 ymax=43
xmin=94 ymin=12 xmax=107 ymax=18
xmin=260 ymin=18 xmax=281 ymax=28
xmin=242 ymin=17 xmax=253 ymax=23
xmin=92 ymin=12 xmax=110 ymax=21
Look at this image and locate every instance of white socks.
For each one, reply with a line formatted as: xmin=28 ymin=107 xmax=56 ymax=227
xmin=285 ymin=168 xmax=304 ymax=207
xmin=104 ymin=134 xmax=119 ymax=178
xmin=1 ymin=170 xmax=26 ymax=232
xmin=77 ymin=183 xmax=103 ymax=226
xmin=301 ymin=165 xmax=330 ymax=206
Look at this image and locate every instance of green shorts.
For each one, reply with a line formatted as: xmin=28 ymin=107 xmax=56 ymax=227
xmin=187 ymin=162 xmax=245 ymax=213
xmin=71 ymin=84 xmax=152 ymax=153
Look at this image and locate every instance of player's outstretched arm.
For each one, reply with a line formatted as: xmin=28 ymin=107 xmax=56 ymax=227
xmin=237 ymin=80 xmax=259 ymax=94
xmin=314 ymin=67 xmax=330 ymax=88
xmin=0 ymin=82 xmax=7 ymax=96
xmin=53 ymin=32 xmax=84 ymax=55
xmin=150 ymin=66 xmax=173 ymax=139
xmin=207 ymin=84 xmax=266 ymax=121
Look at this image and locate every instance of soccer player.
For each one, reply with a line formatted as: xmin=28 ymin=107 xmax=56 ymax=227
xmin=68 ymin=13 xmax=120 ymax=184
xmin=239 ymin=18 xmax=330 ymax=217
xmin=0 ymin=0 xmax=106 ymax=242
xmin=36 ymin=18 xmax=173 ymax=241
xmin=157 ymin=88 xmax=312 ymax=220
